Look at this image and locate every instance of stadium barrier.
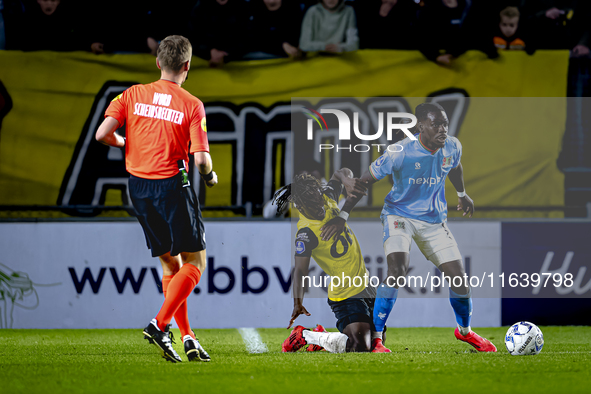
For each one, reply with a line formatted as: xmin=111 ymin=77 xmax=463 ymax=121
xmin=2 ymin=220 xmax=588 ymax=329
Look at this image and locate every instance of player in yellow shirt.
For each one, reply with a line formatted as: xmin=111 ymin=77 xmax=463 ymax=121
xmin=274 ymin=168 xmax=390 ymax=353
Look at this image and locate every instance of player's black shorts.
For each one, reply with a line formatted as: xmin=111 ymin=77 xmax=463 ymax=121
xmin=128 ymin=173 xmax=206 ymax=257
xmin=327 ymin=286 xmax=377 ymax=333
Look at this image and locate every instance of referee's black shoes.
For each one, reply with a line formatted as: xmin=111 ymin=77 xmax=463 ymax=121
xmin=183 ymin=335 xmax=211 ymax=362
xmin=143 ymin=319 xmax=183 ymax=363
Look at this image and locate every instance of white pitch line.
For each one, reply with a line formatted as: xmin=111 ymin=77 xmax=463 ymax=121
xmin=544 ymin=351 xmax=591 ymax=354
xmin=238 ymin=328 xmax=268 ymax=354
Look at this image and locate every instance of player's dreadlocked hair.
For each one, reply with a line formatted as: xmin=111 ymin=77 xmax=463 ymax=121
xmin=272 ymin=174 xmax=324 ymax=217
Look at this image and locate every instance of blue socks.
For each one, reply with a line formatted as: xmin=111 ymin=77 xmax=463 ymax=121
xmin=372 ymin=286 xmax=472 ymax=334
xmin=449 ymin=288 xmax=472 ymax=329
xmin=373 ymin=284 xmax=398 ymax=332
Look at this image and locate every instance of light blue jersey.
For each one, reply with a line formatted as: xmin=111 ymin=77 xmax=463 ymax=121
xmin=369 ymin=134 xmax=462 ymax=223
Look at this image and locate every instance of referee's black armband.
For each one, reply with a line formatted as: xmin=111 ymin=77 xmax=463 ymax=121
xmin=201 ymin=170 xmax=214 ymax=181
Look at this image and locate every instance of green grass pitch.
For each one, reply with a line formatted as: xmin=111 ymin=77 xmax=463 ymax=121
xmin=1 ymin=327 xmax=590 ymax=394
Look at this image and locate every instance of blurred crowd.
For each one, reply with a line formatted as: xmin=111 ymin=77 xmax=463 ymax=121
xmin=0 ymin=0 xmax=590 ymax=67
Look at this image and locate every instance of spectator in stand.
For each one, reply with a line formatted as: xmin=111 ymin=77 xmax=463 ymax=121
xmin=18 ymin=0 xmax=83 ymax=51
xmin=354 ymin=0 xmax=419 ymax=49
xmin=299 ymin=0 xmax=358 ymax=54
xmin=189 ymin=0 xmax=249 ymax=67
xmin=0 ymin=0 xmax=5 ymax=49
xmin=493 ymin=6 xmax=531 ymax=52
xmin=146 ymin=1 xmax=195 ymax=45
xmin=417 ymin=0 xmax=497 ymax=65
xmin=1 ymin=1 xmax=26 ymax=50
xmin=85 ymin=0 xmax=165 ymax=55
xmin=246 ymin=0 xmax=303 ymax=59
xmin=523 ymin=0 xmax=590 ymax=57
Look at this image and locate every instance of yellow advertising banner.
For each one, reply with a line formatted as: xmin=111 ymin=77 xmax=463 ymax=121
xmin=0 ymin=49 xmax=569 ymax=218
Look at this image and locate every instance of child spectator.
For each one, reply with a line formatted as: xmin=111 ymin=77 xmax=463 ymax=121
xmin=299 ymin=0 xmax=358 ymax=54
xmin=246 ymin=0 xmax=303 ymax=59
xmin=494 ymin=6 xmax=527 ymax=51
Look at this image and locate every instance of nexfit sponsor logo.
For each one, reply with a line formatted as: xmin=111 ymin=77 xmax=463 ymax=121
xmin=303 ymin=107 xmax=417 ymax=152
xmin=409 ymin=176 xmax=442 ymax=187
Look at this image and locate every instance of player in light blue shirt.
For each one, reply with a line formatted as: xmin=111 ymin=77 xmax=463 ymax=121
xmin=368 ymin=126 xmax=462 ymax=224
xmin=322 ymin=102 xmax=496 ymax=353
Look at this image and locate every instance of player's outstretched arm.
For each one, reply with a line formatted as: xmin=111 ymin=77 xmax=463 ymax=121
xmin=448 ymin=163 xmax=474 ymax=218
xmin=288 ymin=256 xmax=312 ymax=329
xmin=330 ymin=168 xmax=368 ymax=199
xmin=342 ymin=170 xmax=376 ymax=212
xmin=194 ymin=152 xmax=217 ymax=188
xmin=95 ymin=117 xmax=125 ymax=148
xmin=320 ymin=170 xmax=376 ymax=241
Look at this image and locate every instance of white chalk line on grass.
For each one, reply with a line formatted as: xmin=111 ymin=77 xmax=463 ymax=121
xmin=545 ymin=351 xmax=591 ymax=354
xmin=238 ymin=328 xmax=269 ymax=354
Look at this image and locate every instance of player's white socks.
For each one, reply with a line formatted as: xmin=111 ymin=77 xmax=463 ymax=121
xmin=303 ymin=330 xmax=348 ymax=353
xmin=458 ymin=324 xmax=471 ymax=336
xmin=372 ymin=331 xmax=383 ymax=340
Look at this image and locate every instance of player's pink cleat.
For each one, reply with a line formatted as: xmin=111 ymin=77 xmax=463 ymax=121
xmin=454 ymin=328 xmax=497 ymax=352
xmin=371 ymin=338 xmax=391 ymax=353
xmin=306 ymin=324 xmax=326 ymax=352
xmin=282 ymin=325 xmax=308 ymax=352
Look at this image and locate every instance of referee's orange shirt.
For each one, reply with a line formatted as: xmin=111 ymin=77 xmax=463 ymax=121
xmin=105 ymin=79 xmax=209 ymax=179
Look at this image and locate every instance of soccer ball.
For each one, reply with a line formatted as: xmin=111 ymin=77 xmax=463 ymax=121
xmin=505 ymin=321 xmax=544 ymax=356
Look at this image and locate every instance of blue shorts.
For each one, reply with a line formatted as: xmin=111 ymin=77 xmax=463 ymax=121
xmin=129 ymin=174 xmax=206 ymax=257
xmin=327 ymin=286 xmax=376 ymax=333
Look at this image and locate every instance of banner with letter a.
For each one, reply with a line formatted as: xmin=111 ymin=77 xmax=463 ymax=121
xmin=0 ymin=50 xmax=569 ymax=218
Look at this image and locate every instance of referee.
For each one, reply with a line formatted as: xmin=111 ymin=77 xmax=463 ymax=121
xmin=96 ymin=35 xmax=216 ymax=363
